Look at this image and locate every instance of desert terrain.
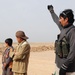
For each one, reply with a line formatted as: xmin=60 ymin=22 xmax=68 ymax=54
xmin=0 ymin=43 xmax=55 ymax=75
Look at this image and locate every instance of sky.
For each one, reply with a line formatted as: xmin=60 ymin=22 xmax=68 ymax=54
xmin=0 ymin=0 xmax=75 ymax=42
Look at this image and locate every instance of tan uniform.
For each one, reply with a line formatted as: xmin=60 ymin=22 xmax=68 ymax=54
xmin=11 ymin=41 xmax=30 ymax=75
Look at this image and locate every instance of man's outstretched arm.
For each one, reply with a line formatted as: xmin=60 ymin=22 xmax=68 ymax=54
xmin=47 ymin=5 xmax=63 ymax=30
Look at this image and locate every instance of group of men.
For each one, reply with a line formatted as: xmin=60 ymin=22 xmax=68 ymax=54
xmin=1 ymin=5 xmax=75 ymax=75
xmin=2 ymin=31 xmax=30 ymax=75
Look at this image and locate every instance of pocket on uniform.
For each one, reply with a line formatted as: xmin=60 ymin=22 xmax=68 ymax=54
xmin=61 ymin=37 xmax=69 ymax=58
xmin=55 ymin=40 xmax=62 ymax=58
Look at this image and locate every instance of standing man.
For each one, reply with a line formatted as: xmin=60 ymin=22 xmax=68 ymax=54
xmin=2 ymin=38 xmax=14 ymax=75
xmin=47 ymin=5 xmax=75 ymax=75
xmin=10 ymin=31 xmax=30 ymax=75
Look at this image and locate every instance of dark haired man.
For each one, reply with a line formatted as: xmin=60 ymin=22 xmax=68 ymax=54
xmin=47 ymin=5 xmax=75 ymax=75
xmin=2 ymin=38 xmax=14 ymax=75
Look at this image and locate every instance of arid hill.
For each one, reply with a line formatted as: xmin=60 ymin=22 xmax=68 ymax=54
xmin=0 ymin=43 xmax=54 ymax=54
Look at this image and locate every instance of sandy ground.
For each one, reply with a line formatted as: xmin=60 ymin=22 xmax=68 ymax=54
xmin=28 ymin=50 xmax=55 ymax=75
xmin=0 ymin=55 xmax=2 ymax=75
xmin=0 ymin=51 xmax=55 ymax=75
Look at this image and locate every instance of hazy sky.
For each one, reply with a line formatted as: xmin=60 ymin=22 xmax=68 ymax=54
xmin=0 ymin=0 xmax=75 ymax=42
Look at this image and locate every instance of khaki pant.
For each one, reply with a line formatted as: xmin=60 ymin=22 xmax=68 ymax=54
xmin=55 ymin=66 xmax=75 ymax=75
xmin=14 ymin=73 xmax=27 ymax=75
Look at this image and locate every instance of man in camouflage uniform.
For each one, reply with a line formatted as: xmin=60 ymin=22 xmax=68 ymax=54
xmin=2 ymin=38 xmax=14 ymax=75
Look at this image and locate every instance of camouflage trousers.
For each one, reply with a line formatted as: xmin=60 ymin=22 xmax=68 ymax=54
xmin=55 ymin=66 xmax=75 ymax=75
xmin=2 ymin=68 xmax=13 ymax=75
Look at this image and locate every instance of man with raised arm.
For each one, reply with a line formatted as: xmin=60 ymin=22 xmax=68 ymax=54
xmin=48 ymin=5 xmax=75 ymax=75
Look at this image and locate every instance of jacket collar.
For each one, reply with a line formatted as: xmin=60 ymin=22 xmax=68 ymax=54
xmin=18 ymin=40 xmax=26 ymax=45
xmin=63 ymin=23 xmax=72 ymax=28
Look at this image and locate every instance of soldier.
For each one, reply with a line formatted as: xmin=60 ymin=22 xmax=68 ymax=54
xmin=2 ymin=38 xmax=14 ymax=75
xmin=10 ymin=31 xmax=30 ymax=75
xmin=47 ymin=5 xmax=75 ymax=75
